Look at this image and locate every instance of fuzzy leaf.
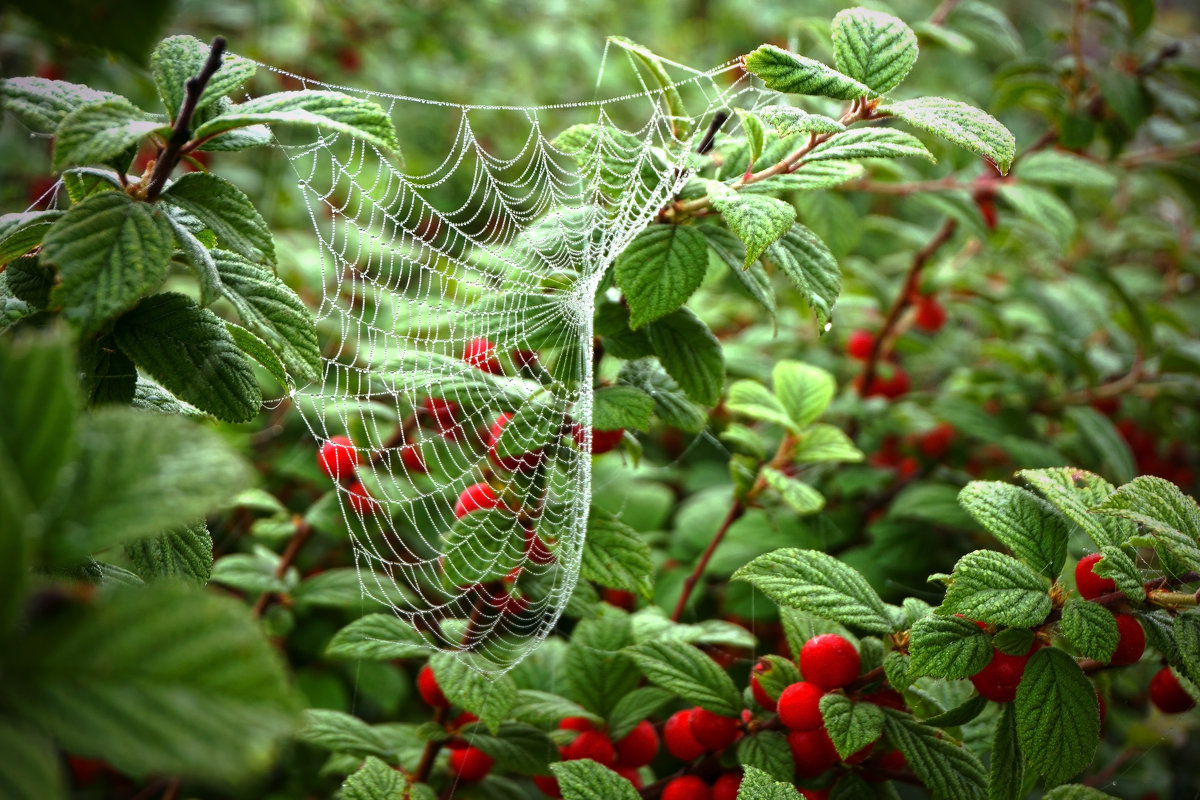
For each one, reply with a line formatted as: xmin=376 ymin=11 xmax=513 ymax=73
xmin=1173 ymin=614 xmax=1200 ymax=686
xmin=52 ymin=98 xmax=170 ymax=171
xmin=162 ymin=173 xmax=274 ymax=263
xmin=151 ymin=35 xmax=257 ymax=119
xmin=737 ymin=766 xmax=803 ymax=800
xmin=298 ymin=709 xmax=396 ymax=761
xmin=958 ymin=481 xmax=1070 ymax=579
xmin=194 ymin=90 xmax=399 ymax=152
xmin=615 ymin=225 xmax=709 ymax=329
xmin=989 ymin=703 xmax=1024 ymax=800
xmin=1017 ymin=151 xmax=1116 ymax=191
xmin=737 ymin=732 xmax=795 ymax=783
xmin=0 ymin=76 xmax=122 ymax=131
xmin=803 ymin=127 xmax=935 ymax=163
xmin=1018 ymin=468 xmax=1133 ymax=549
xmin=760 ymin=467 xmax=826 ymax=514
xmin=757 ymin=106 xmax=845 ymax=136
xmin=939 ymin=550 xmax=1052 ymax=628
xmin=441 ymin=509 xmax=524 ymax=588
xmin=1091 ymin=545 xmax=1145 ymax=601
xmin=1091 ymin=476 xmax=1200 ymax=572
xmin=552 ymin=760 xmax=640 ymax=800
xmin=820 ymin=694 xmax=884 ymax=759
xmin=583 ymin=509 xmax=653 ymax=596
xmin=592 ymin=385 xmax=654 ymax=432
xmin=744 ymin=45 xmax=871 ymax=100
xmin=772 ymin=360 xmax=834 ymax=428
xmin=727 ymin=380 xmax=796 ymax=431
xmin=793 ymin=424 xmax=864 ymax=464
xmin=626 ymin=640 xmax=743 ymax=716
xmin=882 ymin=708 xmax=987 ymax=800
xmin=879 ymin=97 xmax=1015 ymax=174
xmin=647 ymin=307 xmax=725 ymax=406
xmin=125 ymin=519 xmax=213 ymax=585
xmin=604 ymin=687 xmax=672 ymax=740
xmin=325 ymin=614 xmax=434 ymax=660
xmin=461 ymin=722 xmax=559 ymax=776
xmin=708 ymin=183 xmax=796 ymax=268
xmin=341 ymin=756 xmax=406 ymax=800
xmin=763 ymin=224 xmax=841 ymax=326
xmin=831 ymin=7 xmax=919 ymax=93
xmin=0 ymin=211 xmax=62 ymax=266
xmin=1014 ymin=648 xmax=1099 ymax=786
xmin=1059 ymin=598 xmax=1119 ymax=663
xmin=428 ymin=653 xmax=518 ymax=733
xmin=908 ymin=615 xmax=992 ymax=679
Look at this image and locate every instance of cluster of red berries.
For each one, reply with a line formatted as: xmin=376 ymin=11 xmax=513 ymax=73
xmin=415 ymin=667 xmax=498 ymax=781
xmin=1115 ymin=418 xmax=1195 ymax=489
xmin=869 ymin=423 xmax=958 ymax=479
xmin=530 ymin=716 xmax=662 ymax=797
xmin=316 ymin=435 xmax=379 ymax=515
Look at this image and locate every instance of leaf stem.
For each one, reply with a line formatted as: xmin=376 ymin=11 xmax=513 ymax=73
xmin=670 ymin=500 xmax=746 ymax=622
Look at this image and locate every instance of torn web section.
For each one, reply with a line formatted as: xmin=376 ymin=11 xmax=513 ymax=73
xmin=279 ymin=63 xmax=745 ymax=673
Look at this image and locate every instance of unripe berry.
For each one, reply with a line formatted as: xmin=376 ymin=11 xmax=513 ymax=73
xmin=1075 ymin=553 xmax=1115 ymax=600
xmin=564 ymin=730 xmax=615 ymax=766
xmin=532 ymin=774 xmax=561 ymax=797
xmin=1149 ymin=667 xmax=1196 ymax=714
xmin=847 ymin=329 xmax=874 ymax=360
xmin=488 ymin=412 xmax=544 ymax=473
xmin=346 ymin=481 xmax=378 ymax=515
xmin=787 ymin=727 xmax=839 ymax=778
xmin=970 ymin=649 xmax=1027 ymax=703
xmin=914 ymin=295 xmax=947 ymax=332
xmin=463 ymin=336 xmax=503 ymax=374
xmin=712 ymin=772 xmax=742 ymax=800
xmin=317 ymin=435 xmax=359 ymax=480
xmin=454 ymin=483 xmax=500 ymax=519
xmin=777 ymin=681 xmax=825 ymax=731
xmin=449 ymin=747 xmax=494 ymax=781
xmin=663 ymin=709 xmax=706 ymax=760
xmin=615 ymin=720 xmax=659 ymax=767
xmin=417 ymin=665 xmax=448 ymax=708
xmin=573 ymin=424 xmax=624 ymax=455
xmin=1109 ymin=613 xmax=1145 ymax=666
xmin=662 ymin=776 xmax=712 ymax=800
xmin=800 ymin=634 xmax=861 ymax=690
xmin=689 ymin=706 xmax=740 ymax=750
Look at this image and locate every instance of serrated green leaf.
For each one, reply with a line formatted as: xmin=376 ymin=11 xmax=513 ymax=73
xmin=879 ymin=97 xmax=1015 ymax=174
xmin=1017 ymin=151 xmax=1116 ymax=191
xmin=1043 ymin=786 xmax=1119 ymax=800
xmin=625 ymin=640 xmax=742 ymax=715
xmin=1173 ymin=614 xmax=1200 ymax=686
xmin=592 ymin=385 xmax=654 ymax=432
xmin=0 ymin=211 xmax=62 ymax=266
xmin=940 ymin=550 xmax=1051 ymax=627
xmin=737 ymin=109 xmax=766 ymax=167
xmin=125 ymin=519 xmax=212 ymax=585
xmin=495 ymin=394 xmax=563 ymax=461
xmin=763 ymin=223 xmax=840 ymax=326
xmin=1059 ymin=598 xmax=1119 ymax=663
xmin=744 ymin=45 xmax=871 ymax=100
xmin=151 ymin=35 xmax=257 ymax=120
xmin=832 ymin=7 xmax=919 ymax=93
xmin=429 ymin=653 xmax=518 ymax=733
xmin=1091 ymin=545 xmax=1145 ymax=601
xmin=614 ymin=225 xmax=708 ymax=329
xmin=1091 ymin=476 xmax=1200 ymax=572
xmin=617 ymin=358 xmax=708 ymax=434
xmin=341 ymin=756 xmax=406 ymax=800
xmin=989 ymin=703 xmax=1023 ymax=800
xmin=647 ymin=307 xmax=724 ymax=406
xmin=882 ymin=708 xmax=987 ymax=800
xmin=298 ymin=709 xmax=396 ymax=761
xmin=803 ymin=126 xmax=935 ymax=164
xmin=747 ymin=161 xmax=865 ymax=194
xmin=958 ymin=481 xmax=1070 ymax=579
xmin=462 ymin=722 xmax=558 ymax=776
xmin=52 ymin=98 xmax=170 ymax=171
xmin=551 ymin=760 xmax=640 ymax=800
xmin=604 ymin=687 xmax=673 ymax=740
xmin=708 ymin=183 xmax=795 ymax=268
xmin=757 ymin=106 xmax=846 ymax=137
xmin=326 ymin=614 xmax=434 ymax=660
xmin=564 ymin=615 xmax=640 ymax=718
xmin=1018 ymin=468 xmax=1132 ymax=549
xmin=772 ymin=360 xmax=834 ymax=428
xmin=737 ymin=731 xmax=795 ymax=783
xmin=993 ymin=628 xmax=1036 ymax=657
xmin=41 ymin=192 xmax=174 ymax=335
xmin=922 ymin=692 xmax=988 ymax=727
xmin=5 ymin=257 xmax=51 ymax=312
xmin=908 ymin=615 xmax=992 ymax=679
xmin=701 ymin=224 xmax=777 ymax=318
xmin=552 ymin=124 xmax=662 ymax=200
xmin=227 ymin=322 xmax=291 ymax=390
xmin=733 ymin=548 xmax=893 ymax=633
xmin=760 ymin=467 xmax=826 ymax=514
xmin=738 ymin=766 xmax=803 ymax=800
xmin=113 ymin=292 xmax=262 ymax=422
xmin=163 ymin=173 xmax=274 ymax=263
xmin=0 ymin=76 xmax=122 ymax=131
xmin=820 ymin=694 xmax=884 ymax=758
xmin=1014 ymin=648 xmax=1098 ymax=786
xmin=727 ymin=380 xmax=796 ymax=431
xmin=193 ymin=90 xmax=399 ymax=152
xmin=583 ymin=509 xmax=653 ymax=596
xmin=442 ymin=508 xmax=524 ymax=588
xmin=793 ymin=424 xmax=863 ymax=463
xmin=752 ymin=655 xmax=804 ymax=703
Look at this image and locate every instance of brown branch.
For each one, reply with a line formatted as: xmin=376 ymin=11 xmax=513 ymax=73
xmin=671 ymin=501 xmax=747 ymax=621
xmin=838 ymin=176 xmax=967 ymax=195
xmin=1035 ymin=352 xmax=1145 ymax=413
xmin=251 ymin=517 xmax=313 ymax=618
xmin=1118 ymin=140 xmax=1200 ymax=168
xmin=929 ymin=0 xmax=962 ymax=26
xmin=413 ymin=706 xmax=448 ymax=785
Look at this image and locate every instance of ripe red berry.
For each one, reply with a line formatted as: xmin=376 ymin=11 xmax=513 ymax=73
xmin=573 ymin=425 xmax=624 ymax=455
xmin=712 ymin=772 xmax=742 ymax=800
xmin=847 ymin=329 xmax=874 ymax=360
xmin=449 ymin=746 xmax=494 ymax=781
xmin=917 ymin=422 xmax=956 ymax=460
xmin=787 ymin=727 xmax=839 ymax=778
xmin=525 ymin=529 xmax=556 ymax=565
xmin=614 ymin=765 xmax=643 ymax=788
xmin=970 ymin=649 xmax=1027 ymax=703
xmin=615 ymin=720 xmax=659 ymax=767
xmin=560 ymin=717 xmax=597 ymax=733
xmin=317 ymin=435 xmax=360 ymax=480
xmin=464 ymin=336 xmax=503 ymax=374
xmin=422 ymin=396 xmax=460 ymax=435
xmin=914 ymin=295 xmax=947 ymax=332
xmin=1149 ymin=667 xmax=1196 ymax=714
xmin=865 ymin=748 xmax=906 ymax=781
xmin=417 ymin=665 xmax=448 ymax=708
xmin=662 ymin=776 xmax=712 ymax=800
xmin=663 ymin=709 xmax=706 ymax=760
xmin=800 ymin=791 xmax=831 ymax=800
xmin=881 ymin=365 xmax=911 ymax=399
xmin=66 ymin=755 xmax=106 ymax=786
xmin=777 ymin=681 xmax=825 ymax=731
xmin=532 ymin=774 xmax=561 ymax=797
xmin=750 ymin=662 xmax=777 ymax=711
xmin=1109 ymin=613 xmax=1145 ymax=666
xmin=689 ymin=706 xmax=740 ymax=750
xmin=454 ymin=483 xmax=500 ymax=518
xmin=1075 ymin=553 xmax=1116 ymax=600
xmin=488 ymin=412 xmax=544 ymax=473
xmin=400 ymin=442 xmax=427 ymax=474
xmin=565 ymin=730 xmax=616 ymax=765
xmin=800 ymin=634 xmax=861 ymax=690
xmin=346 ymin=481 xmax=378 ymax=515
xmin=603 ymin=588 xmax=636 ymax=609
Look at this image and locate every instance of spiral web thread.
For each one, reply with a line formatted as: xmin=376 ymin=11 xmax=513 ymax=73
xmin=277 ymin=52 xmax=762 ymax=673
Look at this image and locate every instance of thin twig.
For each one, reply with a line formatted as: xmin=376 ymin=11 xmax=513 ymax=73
xmin=414 ymin=706 xmax=448 ymax=785
xmin=251 ymin=517 xmax=313 ymax=618
xmin=929 ymin=0 xmax=962 ymax=26
xmin=671 ymin=502 xmax=746 ymax=621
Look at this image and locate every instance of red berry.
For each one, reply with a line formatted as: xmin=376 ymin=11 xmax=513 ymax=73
xmin=400 ymin=442 xmax=427 ymax=474
xmin=662 ymin=776 xmax=712 ymax=800
xmin=422 ymin=396 xmax=460 ymax=434
xmin=450 ymin=711 xmax=478 ymax=730
xmin=712 ymin=772 xmax=742 ymax=800
xmin=525 ymin=529 xmax=556 ymax=565
xmin=1091 ymin=396 xmax=1121 ymax=416
xmin=1149 ymin=667 xmax=1196 ymax=714
xmin=66 ymin=755 xmax=105 ymax=786
xmin=866 ymin=748 xmax=906 ymax=781
xmin=970 ymin=649 xmax=1027 ymax=703
xmin=881 ymin=365 xmax=911 ymax=399
xmin=565 ymin=730 xmax=615 ymax=766
xmin=914 ymin=295 xmax=947 ymax=332
xmin=1109 ymin=613 xmax=1145 ymax=666
xmin=488 ymin=412 xmax=544 ymax=472
xmin=750 ymin=663 xmax=777 ymax=711
xmin=847 ymin=329 xmax=874 ymax=360
xmin=917 ymin=422 xmax=956 ymax=460
xmin=689 ymin=706 xmax=740 ymax=750
xmin=573 ymin=425 xmax=624 ymax=455
xmin=603 ymin=588 xmax=636 ymax=610
xmin=787 ymin=727 xmax=839 ymax=778
xmin=800 ymin=791 xmax=831 ymax=800
xmin=1075 ymin=553 xmax=1116 ymax=600
xmin=614 ymin=765 xmax=643 ymax=788
xmin=464 ymin=336 xmax=503 ymax=374
xmin=417 ymin=665 xmax=448 ymax=708
xmin=845 ymin=742 xmax=875 ymax=764
xmin=317 ymin=435 xmax=360 ymax=480
xmin=454 ymin=483 xmax=500 ymax=518
xmin=863 ymin=688 xmax=907 ymax=711
xmin=800 ymin=634 xmax=861 ymax=690
xmin=449 ymin=747 xmax=494 ymax=781
xmin=615 ymin=720 xmax=659 ymax=767
xmin=532 ymin=774 xmax=561 ymax=797
xmin=560 ymin=717 xmax=597 ymax=733
xmin=346 ymin=481 xmax=378 ymax=515
xmin=663 ymin=709 xmax=707 ymax=760
xmin=777 ymin=681 xmax=825 ymax=731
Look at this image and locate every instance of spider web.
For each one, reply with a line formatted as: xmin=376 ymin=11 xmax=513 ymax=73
xmin=276 ymin=51 xmax=761 ymax=672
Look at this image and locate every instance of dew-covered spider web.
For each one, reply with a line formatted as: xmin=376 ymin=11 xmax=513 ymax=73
xmin=276 ymin=50 xmax=765 ymax=673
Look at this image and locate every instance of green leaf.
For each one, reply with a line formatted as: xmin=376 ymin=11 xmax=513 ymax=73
xmin=763 ymin=224 xmax=840 ymax=326
xmin=831 ymin=7 xmax=919 ymax=94
xmin=908 ymin=615 xmax=992 ymax=679
xmin=699 ymin=224 xmax=776 ymax=318
xmin=298 ymin=709 xmax=396 ymax=761
xmin=708 ymin=183 xmax=796 ymax=268
xmin=463 ymin=722 xmax=558 ymax=776
xmin=428 ymin=653 xmax=518 ymax=733
xmin=744 ymin=45 xmax=871 ymax=100
xmin=772 ymin=360 xmax=834 ymax=428
xmin=749 ymin=161 xmax=865 ymax=193
xmin=1018 ymin=468 xmax=1132 ymax=549
xmin=626 ymin=640 xmax=743 ymax=715
xmin=646 ymin=307 xmax=724 ymax=406
xmin=551 ymin=124 xmax=662 ymax=200
xmin=989 ymin=703 xmax=1024 ymax=800
xmin=1065 ymin=407 xmax=1136 ymax=486
xmin=226 ymin=321 xmax=291 ymax=391
xmin=326 ymin=614 xmax=434 ymax=660
xmin=883 ymin=708 xmax=987 ymax=800
xmin=757 ymin=106 xmax=845 ymax=136
xmin=442 ymin=509 xmax=524 ymax=588
xmin=551 ymin=760 xmax=640 ymax=800
xmin=733 ymin=548 xmax=893 ymax=633
xmin=760 ymin=467 xmax=826 ymax=514
xmin=604 ymin=687 xmax=673 ymax=740
xmin=1014 ymin=648 xmax=1099 ymax=786
xmin=922 ymin=692 xmax=988 ymax=728
xmin=162 ymin=173 xmax=274 ymax=263
xmin=607 ymin=37 xmax=688 ymax=137
xmin=41 ymin=191 xmax=174 ymax=335
xmin=113 ymin=292 xmax=262 ymax=422
xmin=341 ymin=756 xmax=406 ymax=800
xmin=193 ymin=90 xmax=399 ymax=152
xmin=614 ymin=225 xmax=709 ymax=329
xmin=0 ymin=211 xmax=62 ymax=265
xmin=793 ymin=424 xmax=863 ymax=464
xmin=958 ymin=481 xmax=1070 ymax=579
xmin=737 ymin=766 xmax=803 ymax=800
xmin=939 ymin=550 xmax=1052 ymax=628
xmin=1091 ymin=545 xmax=1145 ymax=601
xmin=151 ymin=35 xmax=257 ymax=120
xmin=879 ymin=97 xmax=1016 ymax=174
xmin=3 ymin=583 xmax=299 ymax=781
xmin=125 ymin=519 xmax=213 ymax=585
xmin=727 ymin=380 xmax=797 ymax=431
xmin=1017 ymin=151 xmax=1116 ymax=191
xmin=494 ymin=394 xmax=563 ymax=460
xmin=511 ymin=690 xmax=603 ymax=730
xmin=52 ymin=98 xmax=170 ymax=171
xmin=583 ymin=509 xmax=654 ymax=596
xmin=820 ymin=694 xmax=884 ymax=759
xmin=737 ymin=731 xmax=795 ymax=784
xmin=1043 ymin=787 xmax=1120 ymax=800
xmin=803 ymin=127 xmax=935 ymax=163
xmin=1059 ymin=598 xmax=1119 ymax=663
xmin=592 ymin=385 xmax=654 ymax=432
xmin=997 ymin=184 xmax=1076 ymax=249
xmin=0 ymin=76 xmax=121 ymax=131
xmin=0 ymin=721 xmax=66 ymax=800
xmin=618 ymin=359 xmax=708 ymax=433
xmin=1091 ymin=476 xmax=1200 ymax=572
xmin=1174 ymin=614 xmax=1200 ymax=687
xmin=993 ymin=628 xmax=1036 ymax=657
